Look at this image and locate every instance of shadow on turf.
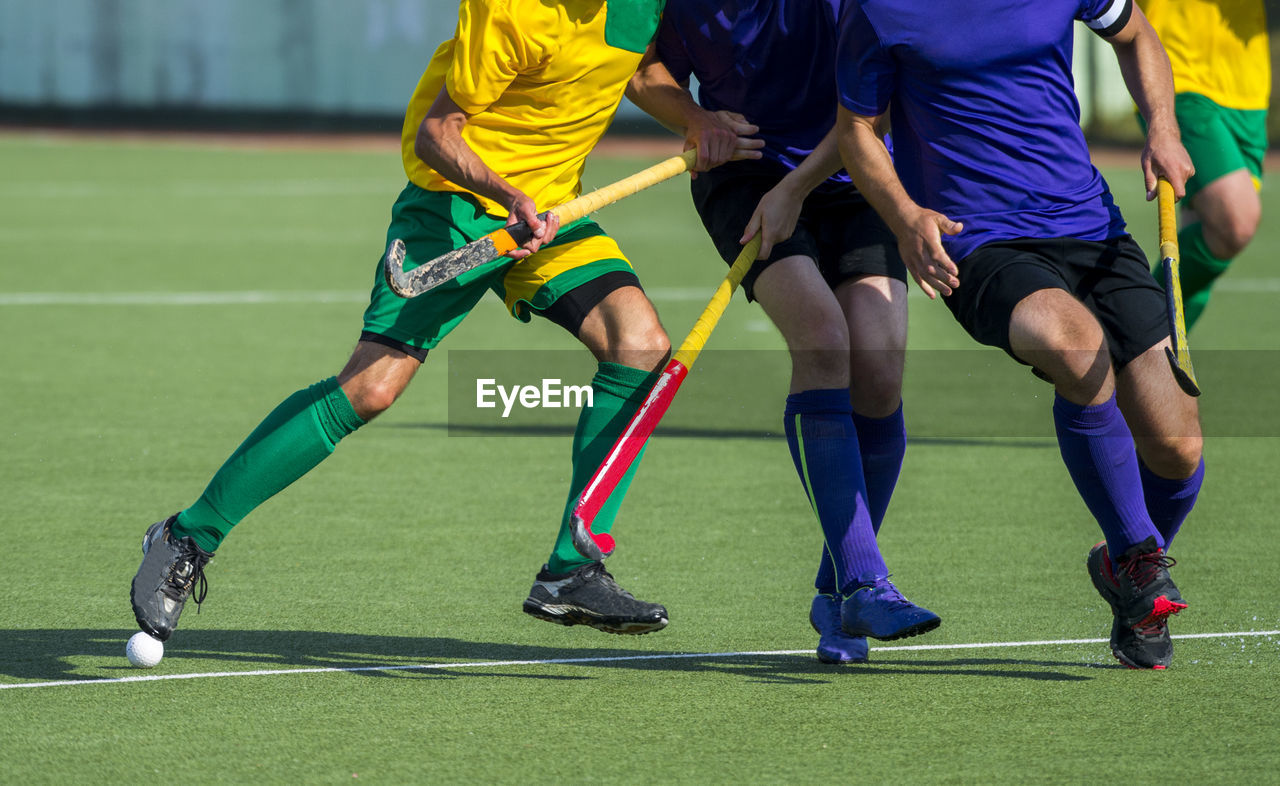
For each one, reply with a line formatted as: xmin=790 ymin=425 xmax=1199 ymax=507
xmin=390 ymin=422 xmax=1058 ymax=449
xmin=0 ymin=629 xmax=1120 ymax=684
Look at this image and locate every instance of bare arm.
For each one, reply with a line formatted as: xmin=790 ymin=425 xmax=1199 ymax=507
xmin=837 ymin=105 xmax=962 ymax=298
xmin=413 ymin=87 xmax=557 ymax=257
xmin=741 ymin=127 xmax=845 ymax=258
xmin=1105 ymin=5 xmax=1194 ymax=200
xmin=626 ymin=44 xmax=763 ymax=172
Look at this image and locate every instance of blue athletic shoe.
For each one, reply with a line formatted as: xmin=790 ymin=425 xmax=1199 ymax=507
xmin=809 ymin=594 xmax=869 ymax=664
xmin=840 ymin=574 xmax=941 ymax=641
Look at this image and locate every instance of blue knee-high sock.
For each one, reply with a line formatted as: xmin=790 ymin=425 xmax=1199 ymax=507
xmin=785 ymin=389 xmax=887 ymax=597
xmin=851 ymin=402 xmax=906 ymax=533
xmin=1053 ymin=393 xmax=1162 ymax=555
xmin=1139 ymin=458 xmax=1204 ymax=552
xmin=815 ymin=401 xmax=906 ymax=594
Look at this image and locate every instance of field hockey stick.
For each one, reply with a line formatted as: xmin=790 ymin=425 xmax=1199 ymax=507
xmin=384 ymin=148 xmax=699 ymax=298
xmin=1157 ymin=178 xmax=1201 ymax=397
xmin=570 ymin=234 xmax=763 ymax=561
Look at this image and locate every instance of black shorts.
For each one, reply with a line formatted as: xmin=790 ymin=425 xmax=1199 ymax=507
xmin=690 ymin=158 xmax=906 ymax=301
xmin=361 ymin=270 xmax=642 ymax=360
xmin=942 ymin=235 xmax=1167 ymax=369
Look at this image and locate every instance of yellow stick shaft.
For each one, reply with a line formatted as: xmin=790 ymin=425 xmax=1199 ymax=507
xmin=1158 ymin=179 xmax=1178 ymax=261
xmin=1157 ymin=177 xmax=1201 ymax=396
xmin=551 ymin=148 xmax=698 ymax=226
xmin=672 ymin=235 xmax=762 ymax=369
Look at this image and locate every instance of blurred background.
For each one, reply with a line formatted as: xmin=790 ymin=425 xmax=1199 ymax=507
xmin=3 ymin=0 xmax=1274 ymax=141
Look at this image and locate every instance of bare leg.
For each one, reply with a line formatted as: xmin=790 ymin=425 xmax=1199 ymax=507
xmin=752 ymin=256 xmax=850 ymax=392
xmin=338 ymin=341 xmax=423 ymax=420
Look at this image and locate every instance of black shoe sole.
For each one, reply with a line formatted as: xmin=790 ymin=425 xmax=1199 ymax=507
xmin=522 ymin=599 xmax=668 ymax=635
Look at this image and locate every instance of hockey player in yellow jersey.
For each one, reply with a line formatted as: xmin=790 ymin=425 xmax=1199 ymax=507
xmin=1140 ymin=0 xmax=1269 ymax=328
xmin=129 ymin=0 xmax=762 ymax=646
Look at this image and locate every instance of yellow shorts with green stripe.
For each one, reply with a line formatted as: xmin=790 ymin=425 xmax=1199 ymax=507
xmin=361 ymin=183 xmax=634 ymax=356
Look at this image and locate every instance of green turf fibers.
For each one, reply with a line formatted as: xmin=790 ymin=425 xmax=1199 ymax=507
xmin=0 ymin=134 xmax=1276 ymax=783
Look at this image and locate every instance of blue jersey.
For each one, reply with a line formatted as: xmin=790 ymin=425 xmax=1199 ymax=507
xmin=836 ymin=0 xmax=1133 ymax=260
xmin=656 ymin=0 xmax=850 ymax=182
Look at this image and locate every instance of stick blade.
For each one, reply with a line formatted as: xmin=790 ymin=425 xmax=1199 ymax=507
xmin=382 ymin=237 xmax=501 ymax=298
xmin=1165 ymin=346 xmax=1201 ymax=397
xmin=569 ymin=514 xmax=615 ymax=561
xmin=1161 ymin=255 xmax=1201 ymax=397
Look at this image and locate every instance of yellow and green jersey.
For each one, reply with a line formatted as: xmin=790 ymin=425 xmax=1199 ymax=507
xmin=401 ymin=0 xmax=663 ymax=216
xmin=1141 ymin=0 xmax=1270 ymax=110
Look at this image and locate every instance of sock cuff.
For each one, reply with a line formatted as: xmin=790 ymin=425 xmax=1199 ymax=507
xmin=592 ymin=362 xmax=661 ymax=400
xmin=850 ymin=401 xmax=904 ymax=437
xmin=785 ymin=388 xmax=853 ymax=416
xmin=1180 ymin=223 xmax=1232 ymax=268
xmin=1052 ymin=391 xmax=1119 ymax=424
xmin=309 ymin=377 xmax=365 ymax=446
xmin=174 ymin=499 xmax=230 ymax=552
xmin=1139 ymin=456 xmax=1206 ymax=492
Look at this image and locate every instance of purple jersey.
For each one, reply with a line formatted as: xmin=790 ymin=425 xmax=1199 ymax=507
xmin=656 ymin=0 xmax=850 ymax=181
xmin=836 ymin=0 xmax=1133 ymax=260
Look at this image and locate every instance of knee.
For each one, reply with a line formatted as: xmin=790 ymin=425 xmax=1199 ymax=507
xmin=345 ymin=378 xmax=404 ymax=420
xmin=1009 ymin=293 xmax=1109 ymax=388
xmin=626 ymin=319 xmax=670 ymax=356
xmin=1201 ymin=190 xmax=1261 ymax=259
xmin=606 ymin=320 xmax=671 ymax=369
xmin=1140 ymin=435 xmax=1204 ymax=479
xmin=1204 ymin=212 xmax=1258 ymax=259
xmin=788 ymin=321 xmax=851 ymax=380
xmin=849 ymin=349 xmax=904 ymax=416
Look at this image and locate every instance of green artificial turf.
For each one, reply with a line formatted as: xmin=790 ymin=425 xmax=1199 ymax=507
xmin=0 ymin=133 xmax=1276 ymax=784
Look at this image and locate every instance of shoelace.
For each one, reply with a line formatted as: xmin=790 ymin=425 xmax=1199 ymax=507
xmin=853 ymin=577 xmax=912 ymax=609
xmin=1133 ymin=618 xmax=1168 ymax=638
xmin=161 ymin=541 xmax=211 ymax=611
xmin=1117 ymin=550 xmax=1177 ymax=589
xmin=584 ymin=563 xmax=637 ymax=601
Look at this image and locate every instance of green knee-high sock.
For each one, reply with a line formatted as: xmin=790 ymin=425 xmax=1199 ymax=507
xmin=547 ymin=362 xmax=659 ymax=574
xmin=1153 ymin=223 xmax=1232 ymax=329
xmin=173 ymin=377 xmax=366 ymax=552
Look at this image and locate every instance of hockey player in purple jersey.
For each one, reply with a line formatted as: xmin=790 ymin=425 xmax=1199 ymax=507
xmin=629 ymin=0 xmax=940 ymax=664
xmin=836 ymin=0 xmax=1202 ymax=669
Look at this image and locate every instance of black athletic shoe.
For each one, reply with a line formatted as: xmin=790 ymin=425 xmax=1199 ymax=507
xmin=130 ymin=516 xmax=213 ymax=642
xmin=523 ymin=562 xmax=668 ymax=635
xmin=1087 ymin=540 xmax=1182 ymax=669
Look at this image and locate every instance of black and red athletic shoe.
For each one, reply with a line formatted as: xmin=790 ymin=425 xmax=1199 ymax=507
xmin=1087 ymin=538 xmax=1186 ymax=669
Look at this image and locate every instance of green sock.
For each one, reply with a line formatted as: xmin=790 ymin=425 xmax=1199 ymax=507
xmin=173 ymin=377 xmax=365 ymax=552
xmin=1153 ymin=224 xmax=1232 ymax=330
xmin=547 ymin=362 xmax=660 ymax=574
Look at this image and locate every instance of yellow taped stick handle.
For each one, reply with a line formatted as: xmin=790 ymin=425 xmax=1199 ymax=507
xmin=550 ymin=149 xmax=698 ymax=226
xmin=1157 ymin=178 xmax=1177 ymax=260
xmin=672 ymin=235 xmax=762 ymax=369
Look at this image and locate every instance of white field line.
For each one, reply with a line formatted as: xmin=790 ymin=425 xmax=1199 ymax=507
xmin=0 ymin=180 xmax=394 ymax=198
xmin=2 ymin=630 xmax=1274 ymax=692
xmin=0 ymin=291 xmax=370 ymax=306
xmin=0 ymin=288 xmax=717 ymax=306
xmin=3 ymin=279 xmax=1279 ymax=308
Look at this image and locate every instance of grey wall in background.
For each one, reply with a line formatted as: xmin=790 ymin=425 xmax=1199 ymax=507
xmin=0 ymin=0 xmax=1135 ymax=130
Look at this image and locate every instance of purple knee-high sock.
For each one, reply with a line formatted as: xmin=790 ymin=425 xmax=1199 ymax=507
xmin=785 ymin=389 xmax=888 ymax=597
xmin=1053 ymin=393 xmax=1162 ymax=555
xmin=1139 ymin=458 xmax=1204 ymax=552
xmin=814 ymin=401 xmax=906 ymax=594
xmin=851 ymin=402 xmax=906 ymax=533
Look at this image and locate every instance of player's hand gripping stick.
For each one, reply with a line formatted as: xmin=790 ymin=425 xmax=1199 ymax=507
xmin=384 ymin=149 xmax=699 ymax=298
